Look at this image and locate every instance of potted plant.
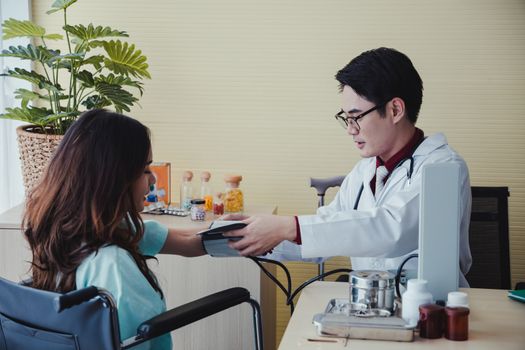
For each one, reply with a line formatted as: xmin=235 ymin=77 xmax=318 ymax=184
xmin=0 ymin=0 xmax=150 ymax=193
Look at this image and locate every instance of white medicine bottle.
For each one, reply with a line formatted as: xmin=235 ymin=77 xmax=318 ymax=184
xmin=401 ymin=279 xmax=433 ymax=327
xmin=180 ymin=170 xmax=193 ymax=211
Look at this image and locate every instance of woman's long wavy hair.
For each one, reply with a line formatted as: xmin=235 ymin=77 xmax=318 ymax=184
xmin=23 ymin=109 xmax=162 ymax=296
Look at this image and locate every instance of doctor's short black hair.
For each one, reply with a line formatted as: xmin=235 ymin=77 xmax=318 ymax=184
xmin=335 ymin=47 xmax=423 ymax=124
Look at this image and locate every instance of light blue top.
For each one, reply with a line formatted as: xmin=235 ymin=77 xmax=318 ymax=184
xmin=76 ymin=220 xmax=170 ymax=350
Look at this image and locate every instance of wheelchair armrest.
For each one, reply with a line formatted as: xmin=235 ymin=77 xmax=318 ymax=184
xmin=136 ymin=287 xmax=251 ymax=340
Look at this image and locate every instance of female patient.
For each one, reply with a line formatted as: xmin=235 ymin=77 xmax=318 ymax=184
xmin=23 ymin=109 xmax=205 ymax=349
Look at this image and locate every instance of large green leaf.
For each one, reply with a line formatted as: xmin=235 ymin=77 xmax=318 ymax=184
xmin=81 ymin=95 xmax=111 ymax=110
xmin=76 ymin=70 xmax=95 ymax=87
xmin=13 ymin=89 xmax=70 ymax=112
xmin=2 ymin=68 xmax=62 ymax=93
xmin=1 ymin=18 xmax=62 ymax=40
xmin=96 ymin=73 xmax=144 ymax=95
xmin=83 ymin=40 xmax=104 ymax=50
xmin=0 ymin=45 xmax=60 ymax=64
xmin=0 ymin=106 xmax=52 ymax=125
xmin=14 ymin=88 xmax=43 ymax=108
xmin=46 ymin=0 xmax=78 ymax=14
xmin=47 ymin=52 xmax=85 ymax=65
xmin=102 ymin=40 xmax=151 ymax=79
xmin=64 ymin=24 xmax=128 ymax=41
xmin=41 ymin=111 xmax=80 ymax=124
xmin=94 ymin=81 xmax=138 ymax=113
xmin=80 ymin=55 xmax=104 ymax=70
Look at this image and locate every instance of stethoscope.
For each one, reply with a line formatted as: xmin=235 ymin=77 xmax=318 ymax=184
xmin=352 ymin=155 xmax=416 ymax=210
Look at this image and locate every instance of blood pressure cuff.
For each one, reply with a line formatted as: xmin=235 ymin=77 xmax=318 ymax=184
xmin=199 ymin=221 xmax=246 ymax=257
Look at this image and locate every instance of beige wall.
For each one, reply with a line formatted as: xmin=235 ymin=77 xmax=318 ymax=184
xmin=33 ymin=0 xmax=525 ymax=347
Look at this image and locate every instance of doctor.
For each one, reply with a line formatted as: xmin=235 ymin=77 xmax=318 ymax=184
xmin=225 ymin=47 xmax=472 ymax=286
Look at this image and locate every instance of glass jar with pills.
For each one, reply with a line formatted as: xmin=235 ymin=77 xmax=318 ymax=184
xmin=180 ymin=170 xmax=193 ymax=211
xmin=200 ymin=171 xmax=213 ymax=212
xmin=223 ymin=175 xmax=243 ymax=213
xmin=190 ymin=199 xmax=206 ymax=221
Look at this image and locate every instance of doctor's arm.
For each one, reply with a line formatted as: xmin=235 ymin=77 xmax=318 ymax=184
xmin=225 ymin=214 xmax=297 ymax=257
xmin=223 ymin=179 xmax=347 ymax=257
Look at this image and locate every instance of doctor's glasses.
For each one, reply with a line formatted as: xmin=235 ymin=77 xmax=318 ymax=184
xmin=334 ymin=101 xmax=387 ymax=131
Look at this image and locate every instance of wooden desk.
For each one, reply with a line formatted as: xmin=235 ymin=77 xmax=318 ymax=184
xmin=279 ymin=281 xmax=525 ymax=350
xmin=0 ymin=204 xmax=277 ymax=350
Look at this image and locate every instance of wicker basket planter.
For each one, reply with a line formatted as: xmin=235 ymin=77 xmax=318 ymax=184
xmin=16 ymin=125 xmax=63 ymax=195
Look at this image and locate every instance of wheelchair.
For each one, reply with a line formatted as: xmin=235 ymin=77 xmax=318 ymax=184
xmin=0 ymin=276 xmax=263 ymax=349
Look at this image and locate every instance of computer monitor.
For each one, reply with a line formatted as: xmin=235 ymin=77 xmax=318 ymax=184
xmin=418 ymin=162 xmax=461 ymax=301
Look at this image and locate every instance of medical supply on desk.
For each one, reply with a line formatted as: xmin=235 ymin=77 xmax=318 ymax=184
xmin=447 ymin=291 xmax=469 ymax=308
xmin=310 ymin=270 xmax=417 ymax=342
xmin=213 ymin=193 xmax=224 ymax=216
xmin=199 ymin=221 xmax=246 ymax=257
xmin=312 ymin=298 xmax=415 ymax=342
xmin=200 ymin=171 xmax=213 ymax=211
xmin=190 ymin=199 xmax=206 ymax=221
xmin=223 ymin=175 xmax=243 ymax=213
xmin=445 ymin=306 xmax=469 ymax=341
xmin=349 ymin=270 xmax=395 ymax=315
xmin=401 ymin=279 xmax=433 ymax=327
xmin=180 ymin=170 xmax=193 ymax=211
xmin=418 ymin=303 xmax=445 ymax=339
xmin=143 ymin=205 xmax=189 ymax=216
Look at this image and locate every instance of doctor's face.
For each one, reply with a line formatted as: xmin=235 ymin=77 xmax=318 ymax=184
xmin=341 ymin=86 xmax=397 ymax=160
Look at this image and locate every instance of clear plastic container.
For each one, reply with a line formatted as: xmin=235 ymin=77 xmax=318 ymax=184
xmin=190 ymin=199 xmax=206 ymax=221
xmin=223 ymin=175 xmax=243 ymax=213
xmin=180 ymin=170 xmax=193 ymax=211
xmin=200 ymin=171 xmax=213 ymax=212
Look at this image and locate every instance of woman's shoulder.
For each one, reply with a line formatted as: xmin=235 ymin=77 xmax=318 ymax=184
xmin=78 ymin=245 xmax=135 ymax=277
xmin=84 ymin=244 xmax=129 ymax=262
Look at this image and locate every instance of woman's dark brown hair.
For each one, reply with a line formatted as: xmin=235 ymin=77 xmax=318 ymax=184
xmin=23 ymin=109 xmax=162 ymax=296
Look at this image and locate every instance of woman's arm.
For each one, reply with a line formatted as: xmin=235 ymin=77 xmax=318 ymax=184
xmin=160 ymin=226 xmax=207 ymax=256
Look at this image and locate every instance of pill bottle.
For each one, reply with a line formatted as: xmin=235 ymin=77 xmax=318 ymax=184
xmin=419 ymin=303 xmax=444 ymax=339
xmin=190 ymin=199 xmax=206 ymax=221
xmin=200 ymin=171 xmax=213 ymax=211
xmin=444 ymin=306 xmax=469 ymax=341
xmin=180 ymin=170 xmax=193 ymax=211
xmin=213 ymin=193 xmax=224 ymax=217
xmin=223 ymin=175 xmax=243 ymax=213
xmin=401 ymin=279 xmax=433 ymax=327
xmin=447 ymin=291 xmax=469 ymax=308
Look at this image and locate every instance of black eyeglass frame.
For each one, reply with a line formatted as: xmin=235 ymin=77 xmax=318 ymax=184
xmin=334 ymin=101 xmax=388 ymax=131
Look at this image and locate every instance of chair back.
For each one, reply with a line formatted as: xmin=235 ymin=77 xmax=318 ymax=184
xmin=0 ymin=277 xmax=121 ymax=350
xmin=466 ymin=186 xmax=511 ymax=289
xmin=309 ymin=176 xmax=346 ymax=279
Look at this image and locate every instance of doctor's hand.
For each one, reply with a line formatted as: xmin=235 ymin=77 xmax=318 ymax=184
xmin=220 ymin=213 xmax=251 ymax=221
xmin=223 ymin=214 xmax=296 ymax=256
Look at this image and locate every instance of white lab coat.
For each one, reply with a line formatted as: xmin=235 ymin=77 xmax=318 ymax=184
xmin=268 ymin=133 xmax=472 ymax=287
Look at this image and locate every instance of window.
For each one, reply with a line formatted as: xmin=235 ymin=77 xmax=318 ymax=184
xmin=0 ymin=0 xmax=30 ymax=213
